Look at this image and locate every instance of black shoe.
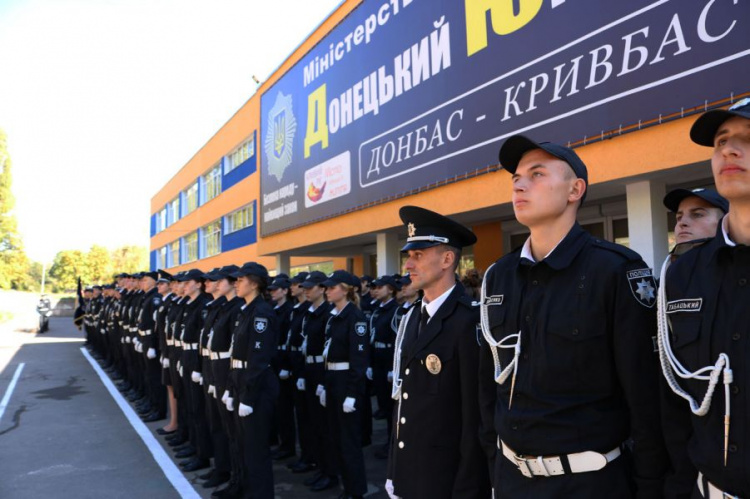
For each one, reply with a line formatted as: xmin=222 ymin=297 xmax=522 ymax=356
xmin=156 ymin=428 xmax=177 ymax=436
xmin=272 ymin=449 xmax=295 ymax=461
xmin=198 ymin=470 xmax=214 ymax=480
xmin=142 ymin=411 xmax=166 ymax=422
xmin=212 ymin=480 xmax=240 ymax=498
xmin=168 ymin=438 xmax=188 ymax=447
xmin=116 ymin=382 xmax=131 ymax=392
xmin=337 ymin=494 xmax=363 ymax=499
xmin=137 ymin=405 xmax=153 ymax=415
xmin=292 ymin=461 xmax=317 ymax=474
xmin=174 ymin=448 xmax=196 ymax=459
xmin=310 ymin=475 xmax=338 ymax=492
xmin=286 ymin=459 xmax=302 ymax=469
xmin=181 ymin=459 xmax=210 ymax=472
xmin=203 ymin=471 xmax=230 ymax=488
xmin=304 ymin=471 xmax=324 ymax=486
xmin=374 ymin=443 xmax=390 ymax=459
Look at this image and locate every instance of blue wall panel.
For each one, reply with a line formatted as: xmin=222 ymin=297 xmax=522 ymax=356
xmin=223 ymin=133 xmax=257 ymax=192
xmin=150 ymin=214 xmax=157 ymax=237
xmin=150 ymin=250 xmax=157 ymax=271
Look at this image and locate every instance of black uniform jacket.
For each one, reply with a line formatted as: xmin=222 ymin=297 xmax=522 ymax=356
xmin=479 ymin=223 xmax=668 ymax=497
xmin=283 ymin=300 xmax=309 ymax=374
xmin=138 ymin=287 xmax=162 ymax=350
xmin=324 ymin=302 xmax=369 ymax=399
xmin=370 ymin=298 xmax=399 ymax=345
xmin=387 ymin=282 xmax=490 ymax=499
xmin=662 ymin=226 xmax=750 ymax=497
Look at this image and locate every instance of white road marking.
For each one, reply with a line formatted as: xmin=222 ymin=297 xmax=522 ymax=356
xmin=0 ymin=362 xmax=25 ymax=423
xmin=80 ymin=348 xmax=199 ymax=499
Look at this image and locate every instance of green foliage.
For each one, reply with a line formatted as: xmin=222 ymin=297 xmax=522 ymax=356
xmin=111 ymin=245 xmax=148 ymax=274
xmin=46 ymin=245 xmax=148 ymax=292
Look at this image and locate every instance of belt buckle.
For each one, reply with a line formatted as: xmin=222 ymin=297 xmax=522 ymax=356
xmin=512 ymin=454 xmax=533 ymax=478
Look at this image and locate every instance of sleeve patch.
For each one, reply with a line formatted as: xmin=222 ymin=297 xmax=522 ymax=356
xmin=627 ymin=268 xmax=656 ymax=308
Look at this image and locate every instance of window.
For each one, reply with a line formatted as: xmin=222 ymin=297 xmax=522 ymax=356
xmin=184 ymin=232 xmax=198 ymax=263
xmin=224 ymin=204 xmax=254 ymax=234
xmin=159 ymin=207 xmax=167 ymax=232
xmin=224 ymin=137 xmax=255 ymax=174
xmin=289 ymin=261 xmax=334 ymax=276
xmin=156 ymin=247 xmax=167 ymax=269
xmin=202 ymin=220 xmax=222 ymax=258
xmin=204 ymin=164 xmax=222 ymax=202
xmin=170 ymin=197 xmax=180 ymax=225
xmin=185 ymin=182 xmax=198 ymax=216
xmin=169 ymin=241 xmax=180 ymax=267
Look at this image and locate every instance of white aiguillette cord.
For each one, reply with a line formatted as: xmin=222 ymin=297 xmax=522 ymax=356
xmin=390 ymin=305 xmax=416 ymax=439
xmin=656 ymin=255 xmax=733 ymax=466
xmin=479 ymin=263 xmax=522 ymax=409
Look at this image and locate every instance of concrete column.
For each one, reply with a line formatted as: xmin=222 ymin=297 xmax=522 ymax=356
xmin=376 ymin=232 xmax=400 ymax=277
xmin=625 ymin=180 xmax=668 ymax=269
xmin=275 ymin=253 xmax=290 ymax=276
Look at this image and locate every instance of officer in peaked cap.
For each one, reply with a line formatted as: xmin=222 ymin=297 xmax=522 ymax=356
xmin=658 ymin=97 xmax=750 ymax=498
xmin=386 ymin=205 xmax=490 ymax=499
xmin=479 ymin=135 xmax=668 ymax=498
xmin=664 ymin=187 xmax=728 ymax=246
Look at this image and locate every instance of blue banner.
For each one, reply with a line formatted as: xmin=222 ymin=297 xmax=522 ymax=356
xmin=260 ymin=0 xmax=750 ymax=235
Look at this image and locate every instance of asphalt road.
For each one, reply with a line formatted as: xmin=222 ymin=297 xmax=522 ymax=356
xmin=0 ymin=317 xmax=389 ymax=498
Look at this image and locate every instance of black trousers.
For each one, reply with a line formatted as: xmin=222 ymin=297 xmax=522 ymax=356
xmin=373 ymin=347 xmax=394 ymax=437
xmin=304 ymin=363 xmax=338 ymax=477
xmin=325 ymin=370 xmax=367 ymax=496
xmin=144 ymin=353 xmax=166 ymax=415
xmin=291 ymin=359 xmax=314 ymax=464
xmin=203 ymin=357 xmax=230 ymax=474
xmin=276 ymin=375 xmax=297 ymax=454
xmin=182 ymin=351 xmax=212 ymax=460
xmin=236 ymin=368 xmax=279 ymax=499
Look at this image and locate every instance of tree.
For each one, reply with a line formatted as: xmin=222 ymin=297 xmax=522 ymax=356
xmin=48 ymin=249 xmax=87 ymax=292
xmin=87 ymin=244 xmax=113 ymax=284
xmin=111 ymin=245 xmax=148 ymax=275
xmin=0 ymin=128 xmax=33 ymax=290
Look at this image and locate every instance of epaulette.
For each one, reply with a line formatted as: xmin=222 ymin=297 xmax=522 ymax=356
xmin=591 ymin=238 xmax=642 ymax=262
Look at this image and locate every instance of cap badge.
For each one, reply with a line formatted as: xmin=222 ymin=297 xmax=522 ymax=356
xmin=408 ymin=222 xmax=416 ymax=238
xmin=729 ymin=97 xmax=750 ymax=111
xmin=425 ymin=354 xmax=442 ymax=375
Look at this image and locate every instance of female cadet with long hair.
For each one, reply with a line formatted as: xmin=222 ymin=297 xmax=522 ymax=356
xmin=224 ymin=262 xmax=279 ymax=499
xmin=320 ymin=270 xmax=370 ymax=499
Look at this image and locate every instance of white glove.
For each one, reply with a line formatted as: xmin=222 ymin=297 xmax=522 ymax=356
xmin=120 ymin=337 xmax=124 ymax=344
xmin=199 ymin=376 xmax=204 ymax=386
xmin=387 ymin=371 xmax=393 ymax=383
xmin=147 ymin=348 xmax=156 ymax=359
xmin=366 ymin=367 xmax=373 ymax=380
xmin=319 ymin=389 xmax=326 ymax=407
xmin=343 ymin=396 xmax=356 ymax=413
xmin=226 ymin=397 xmax=234 ymax=411
xmin=176 ymin=360 xmax=182 ymax=372
xmin=385 ymin=479 xmax=400 ymax=499
xmin=296 ymin=378 xmax=306 ymax=391
xmin=208 ymin=385 xmax=216 ymax=396
xmin=135 ymin=341 xmax=143 ymax=353
xmin=179 ymin=365 xmax=184 ymax=377
xmin=162 ymin=358 xmax=170 ymax=369
xmin=279 ymin=369 xmax=290 ymax=380
xmin=221 ymin=390 xmax=230 ymax=404
xmin=238 ymin=403 xmax=253 ymax=417
xmin=315 ymin=384 xmax=325 ymax=397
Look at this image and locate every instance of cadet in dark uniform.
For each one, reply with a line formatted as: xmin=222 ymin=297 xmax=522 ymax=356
xmin=386 ymin=206 xmax=490 ymax=499
xmin=225 ymin=262 xmax=279 ymax=499
xmin=154 ymin=270 xmax=178 ymax=434
xmin=359 ymin=276 xmax=376 ymax=322
xmin=368 ymin=274 xmax=400 ymax=458
xmin=658 ymin=98 xmax=750 ymax=498
xmin=298 ymin=271 xmax=339 ymax=492
xmin=480 ymin=136 xmax=668 ymax=498
xmin=269 ymin=276 xmax=297 ymax=461
xmin=663 ymin=188 xmax=728 ymax=246
xmin=320 ymin=270 xmax=370 ymax=499
xmin=136 ymin=271 xmax=165 ymax=422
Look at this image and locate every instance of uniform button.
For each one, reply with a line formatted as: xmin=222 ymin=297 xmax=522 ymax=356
xmin=532 ymin=280 xmax=538 ymax=285
xmin=405 ymin=368 xmax=410 ymax=375
xmin=729 ymin=444 xmax=738 ymax=453
xmin=739 ymin=278 xmax=748 ymax=287
xmin=525 ymin=315 xmax=531 ymax=323
xmin=732 ymin=385 xmax=740 ymax=395
xmin=732 ymin=333 xmax=741 ymax=341
xmin=398 ymin=441 xmax=405 ymax=449
xmin=400 ymin=417 xmax=406 ymax=424
xmin=572 ymin=328 xmax=579 ymax=336
xmin=403 ymin=392 xmax=408 ymax=399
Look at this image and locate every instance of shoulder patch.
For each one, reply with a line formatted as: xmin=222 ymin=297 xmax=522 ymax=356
xmin=593 ymin=238 xmax=642 ymax=262
xmin=355 ymin=322 xmax=367 ymax=336
xmin=254 ymin=317 xmax=269 ymax=333
xmin=153 ymin=296 xmax=161 ymax=306
xmin=627 ymin=268 xmax=656 ymax=308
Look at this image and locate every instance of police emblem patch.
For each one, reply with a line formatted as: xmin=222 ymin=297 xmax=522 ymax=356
xmin=201 ymin=309 xmax=208 ymax=320
xmin=254 ymin=317 xmax=269 ymax=333
xmin=355 ymin=322 xmax=367 ymax=336
xmin=626 ymin=268 xmax=656 ymax=308
xmin=426 ymin=354 xmax=442 ymax=374
xmin=263 ymin=91 xmax=297 ymax=182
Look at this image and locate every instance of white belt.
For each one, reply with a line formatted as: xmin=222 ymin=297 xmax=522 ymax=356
xmin=374 ymin=341 xmax=393 ymax=349
xmin=326 ymin=362 xmax=350 ymax=371
xmin=124 ymin=336 xmax=131 ymax=343
xmin=201 ymin=348 xmax=210 ymax=357
xmin=289 ymin=346 xmax=300 ymax=352
xmin=139 ymin=329 xmax=152 ymax=337
xmin=183 ymin=343 xmax=199 ymax=350
xmin=698 ymin=472 xmax=741 ymax=499
xmin=211 ymin=351 xmax=231 ymax=360
xmin=500 ymin=439 xmax=621 ymax=478
xmin=175 ymin=340 xmax=183 ymax=347
xmin=278 ymin=345 xmax=287 ymax=351
xmin=166 ymin=338 xmax=174 ymax=346
xmin=306 ymin=355 xmax=324 ymax=364
xmin=100 ymin=329 xmax=106 ymax=335
xmin=231 ymin=359 xmax=247 ymax=369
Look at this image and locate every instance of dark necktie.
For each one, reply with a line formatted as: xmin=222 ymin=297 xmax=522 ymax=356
xmin=418 ymin=308 xmax=430 ymax=337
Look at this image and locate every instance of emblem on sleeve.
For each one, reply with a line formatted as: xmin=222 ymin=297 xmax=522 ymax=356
xmin=626 ymin=268 xmax=656 ymax=308
xmin=355 ymin=322 xmax=367 ymax=336
xmin=254 ymin=317 xmax=269 ymax=333
xmin=153 ymin=297 xmax=161 ymax=306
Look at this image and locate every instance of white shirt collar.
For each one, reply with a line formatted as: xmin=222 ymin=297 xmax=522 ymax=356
xmin=722 ymin=215 xmax=737 ymax=247
xmin=422 ymin=285 xmax=455 ymax=319
xmin=379 ymin=298 xmax=394 ymax=308
xmin=520 ymin=234 xmax=565 ymax=263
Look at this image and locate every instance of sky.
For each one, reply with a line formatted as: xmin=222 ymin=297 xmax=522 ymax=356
xmin=0 ymin=0 xmax=344 ymax=263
